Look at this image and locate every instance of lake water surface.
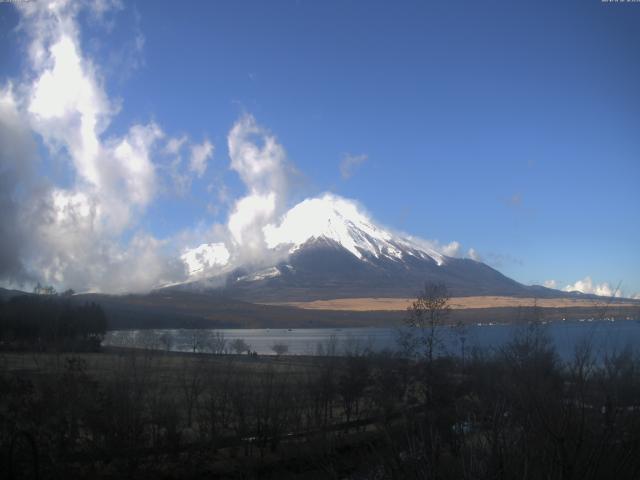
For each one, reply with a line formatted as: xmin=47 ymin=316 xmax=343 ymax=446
xmin=104 ymin=319 xmax=640 ymax=361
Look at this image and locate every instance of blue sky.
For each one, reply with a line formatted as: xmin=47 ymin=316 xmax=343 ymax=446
xmin=0 ymin=0 xmax=638 ymax=296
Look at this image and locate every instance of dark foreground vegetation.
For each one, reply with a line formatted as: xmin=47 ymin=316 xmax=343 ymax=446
xmin=2 ymin=286 xmax=640 ymax=479
xmin=1 ymin=325 xmax=640 ymax=479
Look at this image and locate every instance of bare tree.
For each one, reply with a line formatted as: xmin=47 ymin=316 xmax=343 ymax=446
xmin=316 ymin=334 xmax=339 ymax=356
xmin=208 ymin=330 xmax=227 ymax=355
xmin=338 ymin=354 xmax=370 ymax=424
xmin=452 ymin=320 xmax=469 ymax=368
xmin=405 ymin=282 xmax=451 ymax=363
xmin=199 ymin=359 xmax=234 ymax=447
xmin=180 ymin=357 xmax=205 ymax=428
xmin=188 ymin=329 xmax=207 ymax=353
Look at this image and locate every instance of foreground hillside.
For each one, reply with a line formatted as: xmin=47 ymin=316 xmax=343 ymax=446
xmin=2 ymin=331 xmax=640 ymax=479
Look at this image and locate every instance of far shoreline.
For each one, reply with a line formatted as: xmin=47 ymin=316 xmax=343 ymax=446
xmin=265 ymin=295 xmax=640 ymax=312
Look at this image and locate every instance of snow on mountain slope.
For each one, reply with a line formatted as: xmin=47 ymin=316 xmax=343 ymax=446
xmin=178 ymin=193 xmax=448 ymax=286
xmin=237 ymin=266 xmax=282 ymax=282
xmin=262 ymin=194 xmax=445 ymax=265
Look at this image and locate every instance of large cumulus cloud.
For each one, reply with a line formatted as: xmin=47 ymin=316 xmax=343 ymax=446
xmin=0 ymin=0 xmax=185 ymax=292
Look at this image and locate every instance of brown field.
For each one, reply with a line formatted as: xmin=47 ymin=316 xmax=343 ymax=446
xmin=266 ymin=296 xmax=640 ymax=312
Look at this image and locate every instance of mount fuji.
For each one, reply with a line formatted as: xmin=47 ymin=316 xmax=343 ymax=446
xmin=173 ymin=194 xmax=559 ymax=302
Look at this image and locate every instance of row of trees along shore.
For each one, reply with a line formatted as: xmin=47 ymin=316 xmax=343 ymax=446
xmin=0 ymin=283 xmax=639 ymax=478
xmin=0 ymin=293 xmax=107 ymax=351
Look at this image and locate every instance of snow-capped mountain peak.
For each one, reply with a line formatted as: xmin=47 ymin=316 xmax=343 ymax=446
xmin=180 ymin=193 xmax=446 ymax=283
xmin=263 ymin=194 xmax=444 ymax=264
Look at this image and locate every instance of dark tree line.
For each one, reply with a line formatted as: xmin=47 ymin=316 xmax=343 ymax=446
xmin=0 ymin=295 xmax=107 ymax=351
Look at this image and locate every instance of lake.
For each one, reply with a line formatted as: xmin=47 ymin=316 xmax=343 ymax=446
xmin=103 ymin=318 xmax=640 ymax=361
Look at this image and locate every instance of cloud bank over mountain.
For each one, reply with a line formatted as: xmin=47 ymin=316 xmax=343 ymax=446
xmin=563 ymin=276 xmax=623 ymax=298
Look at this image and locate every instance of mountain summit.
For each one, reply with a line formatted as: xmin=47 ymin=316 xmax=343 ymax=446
xmin=175 ymin=193 xmax=560 ymax=302
xmin=263 ymin=194 xmax=444 ymax=264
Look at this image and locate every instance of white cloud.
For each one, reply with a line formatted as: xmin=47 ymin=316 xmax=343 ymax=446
xmin=402 ymin=236 xmax=464 ymax=260
xmin=109 ymin=123 xmax=162 ymax=208
xmin=0 ymin=0 xmax=185 ymax=293
xmin=22 ymin=0 xmax=162 ymax=218
xmin=440 ymin=241 xmax=461 ymax=257
xmin=178 ymin=115 xmax=294 ymax=273
xmin=0 ymin=85 xmax=39 ymax=282
xmin=228 ymin=192 xmax=277 ymax=247
xmin=162 ymin=135 xmax=214 ymax=195
xmin=181 ymin=242 xmax=230 ymax=276
xmin=164 ymin=135 xmax=187 ymax=155
xmin=189 ymin=139 xmax=213 ymax=177
xmin=544 ymin=279 xmax=557 ymax=289
xmin=467 ymin=248 xmax=482 ymax=261
xmin=632 ymin=293 xmax=640 ymax=300
xmin=225 ymin=114 xmax=291 ymax=260
xmin=228 ymin=114 xmax=288 ymax=196
xmin=564 ymin=276 xmax=622 ymax=298
xmin=88 ymin=0 xmax=123 ymax=19
xmin=28 ymin=34 xmax=112 ymax=188
xmin=340 ymin=153 xmax=367 ymax=179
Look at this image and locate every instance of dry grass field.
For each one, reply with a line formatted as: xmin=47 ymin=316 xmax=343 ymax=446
xmin=267 ymin=296 xmax=640 ymax=312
